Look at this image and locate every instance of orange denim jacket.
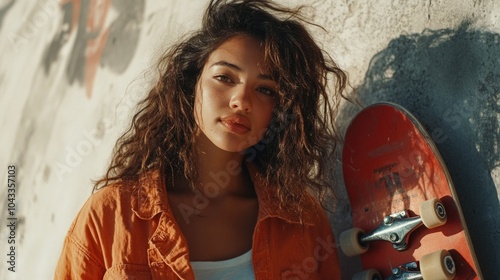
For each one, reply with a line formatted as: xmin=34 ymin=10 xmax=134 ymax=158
xmin=55 ymin=168 xmax=341 ymax=279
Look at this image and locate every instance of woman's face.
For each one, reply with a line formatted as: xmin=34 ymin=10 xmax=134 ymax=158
xmin=194 ymin=35 xmax=277 ymax=153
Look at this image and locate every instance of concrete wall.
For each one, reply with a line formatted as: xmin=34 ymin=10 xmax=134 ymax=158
xmin=0 ymin=0 xmax=498 ymax=279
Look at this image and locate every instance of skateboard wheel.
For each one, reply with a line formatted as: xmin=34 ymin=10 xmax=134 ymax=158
xmin=419 ymin=198 xmax=447 ymax=229
xmin=339 ymin=227 xmax=369 ymax=257
xmin=420 ymin=250 xmax=456 ymax=280
xmin=352 ymin=269 xmax=382 ymax=280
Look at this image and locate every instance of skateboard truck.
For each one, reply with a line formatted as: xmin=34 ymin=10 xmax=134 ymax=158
xmin=352 ymin=250 xmax=456 ymax=280
xmin=362 ymin=210 xmax=429 ymax=251
xmin=340 ymin=198 xmax=447 ymax=256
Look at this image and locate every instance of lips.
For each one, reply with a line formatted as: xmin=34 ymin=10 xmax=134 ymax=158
xmin=220 ymin=115 xmax=251 ymax=134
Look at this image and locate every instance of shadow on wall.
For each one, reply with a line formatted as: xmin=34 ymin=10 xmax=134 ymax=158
xmin=0 ymin=0 xmax=15 ymax=29
xmin=339 ymin=21 xmax=499 ymax=279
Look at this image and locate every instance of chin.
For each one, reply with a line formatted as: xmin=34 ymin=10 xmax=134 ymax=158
xmin=210 ymin=134 xmax=255 ymax=153
xmin=215 ymin=143 xmax=249 ymax=154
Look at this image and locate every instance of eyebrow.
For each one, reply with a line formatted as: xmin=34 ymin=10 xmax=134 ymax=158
xmin=210 ymin=60 xmax=274 ymax=81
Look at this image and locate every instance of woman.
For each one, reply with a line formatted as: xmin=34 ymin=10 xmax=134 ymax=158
xmin=55 ymin=0 xmax=347 ymax=279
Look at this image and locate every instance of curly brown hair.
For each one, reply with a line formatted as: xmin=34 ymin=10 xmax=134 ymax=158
xmin=94 ymin=0 xmax=347 ymax=213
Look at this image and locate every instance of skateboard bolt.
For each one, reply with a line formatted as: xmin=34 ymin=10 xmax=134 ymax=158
xmin=390 ymin=233 xmax=398 ymax=242
xmin=392 ymin=267 xmax=401 ymax=276
xmin=383 ymin=216 xmax=394 ymax=224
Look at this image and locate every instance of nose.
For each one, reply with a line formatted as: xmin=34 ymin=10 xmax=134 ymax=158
xmin=229 ymin=85 xmax=252 ymax=113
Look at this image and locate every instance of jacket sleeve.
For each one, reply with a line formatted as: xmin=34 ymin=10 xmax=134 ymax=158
xmin=54 ymin=231 xmax=106 ymax=279
xmin=54 ymin=197 xmax=107 ymax=280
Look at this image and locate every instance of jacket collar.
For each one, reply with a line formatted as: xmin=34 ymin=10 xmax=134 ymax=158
xmin=247 ymin=164 xmax=319 ymax=226
xmin=130 ymin=165 xmax=320 ymax=226
xmin=131 ymin=169 xmax=171 ymax=220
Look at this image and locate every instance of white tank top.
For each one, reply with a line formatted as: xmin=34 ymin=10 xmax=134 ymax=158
xmin=190 ymin=250 xmax=255 ymax=280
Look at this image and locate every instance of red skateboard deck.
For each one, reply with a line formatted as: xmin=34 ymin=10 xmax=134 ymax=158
xmin=341 ymin=103 xmax=482 ymax=279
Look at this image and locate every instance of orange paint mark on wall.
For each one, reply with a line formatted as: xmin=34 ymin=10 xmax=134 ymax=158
xmin=61 ymin=0 xmax=112 ymax=98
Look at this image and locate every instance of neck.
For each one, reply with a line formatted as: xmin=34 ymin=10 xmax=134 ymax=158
xmin=175 ymin=132 xmax=254 ymax=198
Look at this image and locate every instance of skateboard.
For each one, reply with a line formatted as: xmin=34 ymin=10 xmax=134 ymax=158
xmin=340 ymin=103 xmax=482 ymax=279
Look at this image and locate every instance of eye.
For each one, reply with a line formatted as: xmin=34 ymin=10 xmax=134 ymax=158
xmin=214 ymin=75 xmax=233 ymax=83
xmin=257 ymin=87 xmax=276 ymax=96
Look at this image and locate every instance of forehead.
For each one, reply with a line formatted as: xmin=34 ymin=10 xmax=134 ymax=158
xmin=206 ymin=35 xmax=269 ymax=72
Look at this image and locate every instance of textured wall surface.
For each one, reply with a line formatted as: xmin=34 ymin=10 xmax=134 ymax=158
xmin=0 ymin=0 xmax=498 ymax=279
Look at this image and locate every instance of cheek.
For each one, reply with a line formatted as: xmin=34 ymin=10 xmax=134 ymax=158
xmin=260 ymin=104 xmax=275 ymax=127
xmin=194 ymin=83 xmax=206 ymax=128
xmin=252 ymin=106 xmax=275 ymax=143
xmin=194 ymin=82 xmax=224 ymax=128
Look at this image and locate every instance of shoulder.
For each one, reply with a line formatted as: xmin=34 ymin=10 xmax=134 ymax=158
xmin=251 ymin=164 xmax=329 ymax=227
xmin=77 ymin=170 xmax=167 ymax=223
xmin=65 ymin=181 xmax=131 ymax=241
xmin=291 ymin=191 xmax=331 ymax=228
xmin=75 ymin=181 xmax=132 ymax=220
